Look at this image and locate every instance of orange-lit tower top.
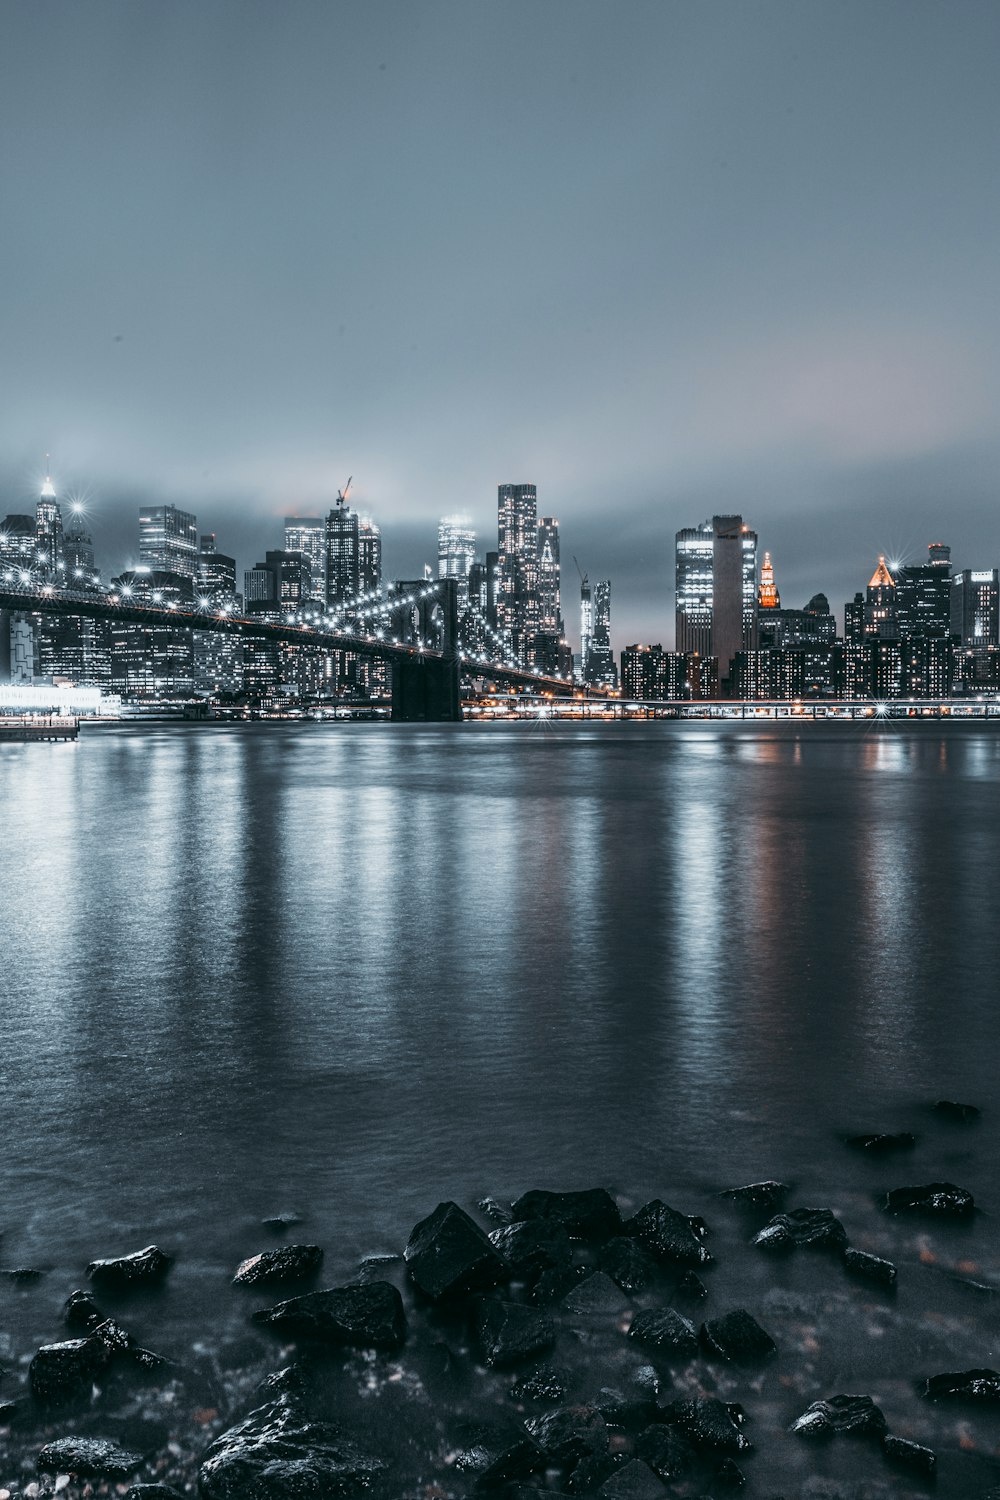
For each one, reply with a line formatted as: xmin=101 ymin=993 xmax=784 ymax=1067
xmin=758 ymin=550 xmax=780 ymax=609
xmin=868 ymin=555 xmax=895 ymax=589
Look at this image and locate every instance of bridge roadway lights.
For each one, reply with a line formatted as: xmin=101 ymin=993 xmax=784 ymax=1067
xmin=391 ymin=654 xmax=463 ymax=722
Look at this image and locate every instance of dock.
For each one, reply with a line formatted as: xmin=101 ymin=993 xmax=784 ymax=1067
xmin=0 ymin=716 xmax=79 ymax=742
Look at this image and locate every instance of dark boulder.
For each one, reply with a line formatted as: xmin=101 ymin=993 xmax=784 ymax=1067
xmin=262 ymin=1212 xmax=303 ymax=1232
xmin=714 ymin=1456 xmax=747 ymax=1487
xmin=473 ymin=1298 xmax=557 ymax=1367
xmin=87 ymin=1245 xmax=173 ymax=1289
xmin=511 ymin=1189 xmax=622 ymax=1242
xmin=882 ymin=1181 xmax=974 ymax=1217
xmin=199 ymin=1396 xmax=386 ymax=1498
xmin=627 ymin=1307 xmax=698 ymax=1358
xmin=598 ymin=1236 xmax=660 ymax=1293
xmin=478 ymin=1195 xmax=516 ymax=1224
xmin=596 ymin=1388 xmax=659 ymax=1433
xmin=65 ymin=1287 xmax=106 ymax=1330
xmin=29 ymin=1333 xmax=111 ymax=1403
xmin=675 ymin=1270 xmax=709 ymax=1301
xmin=125 ymin=1487 xmax=186 ymax=1499
xmin=597 ymin=1459 xmax=664 ymax=1498
xmin=404 ymin=1201 xmax=508 ymax=1300
xmin=253 ymin=1281 xmax=406 ymax=1350
xmin=719 ymin=1181 xmax=788 ymax=1210
xmin=489 ymin=1219 xmax=573 ymax=1278
xmin=843 ymin=1248 xmax=897 ymax=1287
xmin=661 ymin=1397 xmax=750 ymax=1453
xmin=626 ymin=1201 xmax=711 ymax=1269
xmin=2 ymin=1266 xmax=45 ymax=1283
xmin=701 ymin=1309 xmax=776 ymax=1363
xmin=564 ymin=1454 xmax=623 ymax=1493
xmin=527 ymin=1405 xmax=609 ymax=1465
xmin=790 ymin=1394 xmax=887 ymax=1437
xmin=530 ymin=1262 xmax=588 ymax=1306
xmin=37 ymin=1435 xmax=143 ymax=1478
xmin=751 ymin=1207 xmax=848 ymax=1252
xmin=933 ymin=1099 xmax=980 ymax=1123
xmin=233 ymin=1244 xmax=324 ymax=1287
xmin=921 ymin=1368 xmax=1000 ymax=1402
xmin=563 ymin=1271 xmax=630 ymax=1314
xmin=844 ymin=1131 xmax=916 ymax=1152
xmin=510 ymin=1365 xmax=570 ymax=1403
xmin=882 ymin=1433 xmax=936 ymax=1475
xmin=634 ymin=1423 xmax=697 ymax=1480
xmin=451 ymin=1421 xmax=545 ymax=1490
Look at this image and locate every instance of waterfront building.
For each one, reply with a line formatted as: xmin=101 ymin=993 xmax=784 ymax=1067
xmin=896 ymin=545 xmax=952 ymax=640
xmin=0 ymin=514 xmax=37 ymax=581
xmin=675 ymin=521 xmax=714 ymax=655
xmin=438 ymin=515 xmax=475 ymax=612
xmin=731 ymin=649 xmax=806 ymax=702
xmin=108 ymin=569 xmax=195 ymax=697
xmin=284 ymin=517 xmax=327 ymax=604
xmin=844 ymin=592 xmax=865 ymax=644
xmin=864 ymin=557 xmax=898 ymax=640
xmin=586 ymin=579 xmax=616 ymax=688
xmin=138 ymin=504 xmax=199 ymax=581
xmin=63 ymin=510 xmax=100 ymax=591
xmin=675 ymin=515 xmax=757 ymax=686
xmin=620 ymin=644 xmax=716 ymax=700
xmin=758 ymin=593 xmax=837 ymax=650
xmin=951 ymin=569 xmax=999 ymax=647
xmin=497 ymin=482 xmax=539 ymax=664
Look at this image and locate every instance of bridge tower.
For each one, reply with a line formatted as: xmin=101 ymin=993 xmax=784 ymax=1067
xmin=391 ymin=577 xmax=462 ymax=722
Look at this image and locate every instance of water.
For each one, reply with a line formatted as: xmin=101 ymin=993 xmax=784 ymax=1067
xmin=2 ymin=720 xmax=1000 ymax=1493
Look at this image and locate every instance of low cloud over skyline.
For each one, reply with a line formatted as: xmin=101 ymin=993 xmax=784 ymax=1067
xmin=2 ymin=0 xmax=999 ymax=647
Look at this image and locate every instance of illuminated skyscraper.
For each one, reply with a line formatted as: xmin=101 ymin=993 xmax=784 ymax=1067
xmin=326 ymin=497 xmax=360 ymax=608
xmin=864 ymin=556 xmax=898 ymax=640
xmin=438 ymin=515 xmax=475 ymax=611
xmin=896 ymin=544 xmax=952 ymax=640
xmin=139 ymin=504 xmax=198 ymax=581
xmin=675 ymin=522 xmax=714 ymax=655
xmin=284 ymin=517 xmax=327 ymax=604
xmin=35 ymin=467 xmax=64 ymax=583
xmin=497 ymin=482 xmax=539 ymax=664
xmin=359 ymin=517 xmax=382 ymax=599
xmin=537 ymin=517 xmax=562 ymax=632
xmin=952 ymin=569 xmax=999 ymax=647
xmin=758 ymin=551 xmax=780 ymax=610
xmin=579 ymin=574 xmax=592 ymax=678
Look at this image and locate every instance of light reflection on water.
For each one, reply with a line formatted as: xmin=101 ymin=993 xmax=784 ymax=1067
xmin=1 ymin=720 xmax=1000 ymax=1266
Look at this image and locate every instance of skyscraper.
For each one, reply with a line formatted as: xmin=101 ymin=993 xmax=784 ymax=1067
xmin=588 ymin=579 xmax=616 ymax=688
xmin=579 ymin=574 xmax=592 ymax=680
xmin=139 ymin=504 xmax=198 ymax=580
xmin=284 ymin=517 xmax=327 ymax=605
xmin=536 ymin=517 xmax=562 ymax=632
xmin=952 ymin=569 xmax=999 ymax=647
xmin=675 ymin=521 xmax=714 ymax=655
xmin=675 ymin=516 xmax=756 ymax=688
xmin=864 ymin=557 xmax=898 ymax=640
xmin=359 ymin=517 xmax=382 ymax=599
xmin=35 ymin=468 xmax=64 ymax=583
xmin=438 ymin=515 xmax=476 ymax=611
xmin=758 ymin=551 xmax=780 ymax=610
xmin=326 ymin=497 xmax=360 ymax=609
xmin=63 ymin=510 xmax=99 ymax=590
xmin=896 ymin=544 xmax=952 ymax=640
xmin=497 ymin=483 xmax=539 ymax=664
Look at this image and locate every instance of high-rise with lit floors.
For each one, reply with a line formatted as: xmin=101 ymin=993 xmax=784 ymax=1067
xmin=675 ymin=522 xmax=714 ymax=655
xmin=35 ymin=468 xmax=64 ymax=583
xmin=438 ymin=515 xmax=476 ymax=612
xmin=497 ymin=483 xmax=539 ymax=664
xmin=675 ymin=516 xmax=757 ymax=688
xmin=284 ymin=517 xmax=327 ymax=604
xmin=587 ymin=579 xmax=616 ymax=688
xmin=139 ymin=504 xmax=198 ymax=581
xmin=326 ymin=497 xmax=360 ymax=609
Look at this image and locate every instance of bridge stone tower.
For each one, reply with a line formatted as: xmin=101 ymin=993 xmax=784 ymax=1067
xmin=390 ymin=577 xmax=462 ymax=722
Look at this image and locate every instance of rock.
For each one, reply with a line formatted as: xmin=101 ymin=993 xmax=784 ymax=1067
xmin=452 ymin=1422 xmax=545 ymax=1490
xmin=563 ymin=1271 xmax=631 ymax=1314
xmin=253 ymin=1281 xmax=406 ymax=1350
xmin=125 ymin=1487 xmax=186 ymax=1499
xmin=719 ymin=1180 xmax=789 ymax=1210
xmin=510 ymin=1366 xmax=570 ymax=1403
xmin=634 ymin=1423 xmax=697 ymax=1480
xmin=29 ymin=1333 xmax=111 ymax=1402
xmin=2 ymin=1267 xmax=45 ymax=1283
xmin=262 ymin=1211 xmax=303 ymax=1232
xmin=87 ymin=1245 xmax=173 ymax=1289
xmin=404 ymin=1201 xmax=508 ymax=1300
xmin=662 ymin=1397 xmax=751 ymax=1453
xmin=627 ymin=1201 xmax=712 ymax=1268
xmin=64 ymin=1288 xmax=106 ymax=1330
xmin=752 ymin=1207 xmax=848 ymax=1252
xmin=489 ymin=1220 xmax=573 ymax=1278
xmin=933 ymin=1099 xmax=980 ymax=1123
xmin=233 ymin=1244 xmax=324 ymax=1287
xmin=627 ymin=1307 xmax=698 ymax=1358
xmin=843 ymin=1248 xmax=897 ymax=1287
xmin=844 ymin=1131 xmax=916 ymax=1152
xmin=564 ymin=1454 xmax=623 ymax=1493
xmin=701 ymin=1309 xmax=776 ymax=1363
xmin=714 ymin=1456 xmax=747 ymax=1487
xmin=511 ymin=1189 xmax=622 ymax=1242
xmin=882 ymin=1181 xmax=974 ymax=1217
xmin=921 ymin=1368 xmax=1000 ymax=1402
xmin=596 ymin=1387 xmax=659 ymax=1432
xmin=598 ymin=1236 xmax=660 ymax=1292
xmin=530 ymin=1262 xmax=588 ymax=1306
xmin=675 ymin=1270 xmax=709 ymax=1300
xmin=881 ymin=1434 xmax=936 ymax=1475
xmin=478 ymin=1196 xmax=516 ymax=1224
xmin=527 ymin=1405 xmax=609 ymax=1464
xmin=597 ymin=1459 xmax=664 ymax=1498
xmin=473 ymin=1298 xmax=557 ymax=1367
xmin=199 ymin=1396 xmax=386 ymax=1498
xmin=790 ymin=1394 xmax=887 ymax=1437
xmin=37 ymin=1436 xmax=143 ymax=1477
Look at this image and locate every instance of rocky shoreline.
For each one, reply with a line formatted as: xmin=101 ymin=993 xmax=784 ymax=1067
xmin=2 ymin=1102 xmax=999 ymax=1498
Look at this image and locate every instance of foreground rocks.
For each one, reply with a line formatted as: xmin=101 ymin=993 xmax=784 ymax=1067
xmin=86 ymin=1244 xmax=174 ymax=1289
xmin=199 ymin=1396 xmax=387 ymax=1498
xmin=253 ymin=1281 xmax=407 ymax=1350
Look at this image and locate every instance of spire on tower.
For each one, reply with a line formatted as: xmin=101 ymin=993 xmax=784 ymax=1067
xmin=758 ymin=550 xmax=780 ymax=609
xmin=40 ymin=454 xmax=56 ymax=500
xmin=868 ymin=555 xmax=895 ymax=589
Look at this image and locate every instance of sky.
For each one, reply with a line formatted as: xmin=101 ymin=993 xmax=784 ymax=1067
xmin=2 ymin=0 xmax=999 ymax=648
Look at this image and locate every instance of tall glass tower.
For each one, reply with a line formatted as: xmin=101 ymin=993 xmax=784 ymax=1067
xmin=497 ymin=482 xmax=539 ymax=664
xmin=438 ymin=515 xmax=476 ymax=611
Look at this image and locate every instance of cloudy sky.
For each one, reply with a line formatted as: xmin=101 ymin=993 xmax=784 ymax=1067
xmin=2 ymin=0 xmax=998 ymax=647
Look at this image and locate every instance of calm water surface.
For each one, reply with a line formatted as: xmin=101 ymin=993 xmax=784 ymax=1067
xmin=2 ymin=720 xmax=1000 ymax=1491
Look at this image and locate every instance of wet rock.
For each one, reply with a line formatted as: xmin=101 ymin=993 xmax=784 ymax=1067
xmin=843 ymin=1248 xmax=897 ymax=1288
xmin=628 ymin=1307 xmax=698 ymax=1358
xmin=881 ymin=1433 xmax=936 ymax=1475
xmin=527 ymin=1405 xmax=609 ymax=1464
xmin=200 ymin=1396 xmax=386 ymax=1497
xmin=714 ymin=1457 xmax=747 ymax=1487
xmin=2 ymin=1266 xmax=45 ymax=1283
xmin=790 ymin=1394 xmax=887 ymax=1438
xmin=599 ymin=1236 xmax=660 ymax=1293
xmin=933 ymin=1098 xmax=980 ymax=1123
xmin=563 ymin=1271 xmax=631 ymax=1314
xmin=921 ymin=1367 xmax=1000 ymax=1402
xmin=490 ymin=1219 xmax=573 ymax=1278
xmin=596 ymin=1387 xmax=659 ymax=1432
xmin=844 ymin=1131 xmax=916 ymax=1153
xmin=719 ymin=1181 xmax=789 ymax=1210
xmin=37 ymin=1435 xmax=143 ymax=1477
xmin=662 ymin=1397 xmax=751 ymax=1453
xmin=64 ymin=1287 xmax=106 ymax=1330
xmin=675 ymin=1270 xmax=709 ymax=1301
xmin=233 ymin=1244 xmax=324 ymax=1287
xmin=404 ymin=1200 xmax=508 ymax=1300
xmin=510 ymin=1366 xmax=570 ymax=1403
xmin=512 ymin=1189 xmax=622 ymax=1242
xmin=29 ymin=1333 xmax=111 ymax=1402
xmin=634 ymin=1423 xmax=697 ymax=1480
xmin=531 ymin=1262 xmax=588 ymax=1306
xmin=125 ymin=1487 xmax=186 ymax=1499
xmin=597 ymin=1459 xmax=664 ymax=1498
xmin=262 ymin=1211 xmax=303 ymax=1232
xmin=253 ymin=1280 xmax=406 ymax=1350
xmin=752 ymin=1207 xmax=848 ymax=1252
xmin=701 ymin=1309 xmax=776 ymax=1363
xmin=473 ymin=1298 xmax=557 ymax=1367
xmin=479 ymin=1195 xmax=516 ymax=1224
xmin=87 ymin=1244 xmax=173 ymax=1289
xmin=882 ymin=1181 xmax=974 ymax=1217
xmin=454 ymin=1422 xmax=545 ymax=1490
xmin=565 ymin=1453 xmax=624 ymax=1493
xmin=627 ymin=1201 xmax=712 ymax=1269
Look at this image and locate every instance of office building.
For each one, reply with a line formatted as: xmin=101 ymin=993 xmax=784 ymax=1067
xmin=675 ymin=515 xmax=757 ymax=685
xmin=497 ymin=482 xmax=539 ymax=664
xmin=951 ymin=569 xmax=999 ymax=648
xmin=138 ymin=504 xmax=199 ymax=581
xmin=1 ymin=515 xmax=38 ymax=581
xmin=284 ymin=517 xmax=327 ymax=605
xmin=438 ymin=515 xmax=475 ymax=612
xmin=864 ymin=557 xmax=898 ymax=640
xmin=675 ymin=521 xmax=714 ymax=655
xmin=35 ymin=470 xmax=65 ymax=583
xmin=896 ymin=545 xmax=952 ymax=640
xmin=326 ymin=497 xmax=360 ymax=608
xmin=108 ymin=569 xmax=195 ymax=698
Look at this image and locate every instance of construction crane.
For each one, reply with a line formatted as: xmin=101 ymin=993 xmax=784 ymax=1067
xmin=573 ymin=554 xmax=588 ymax=587
xmin=336 ymin=476 xmax=353 ymax=508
